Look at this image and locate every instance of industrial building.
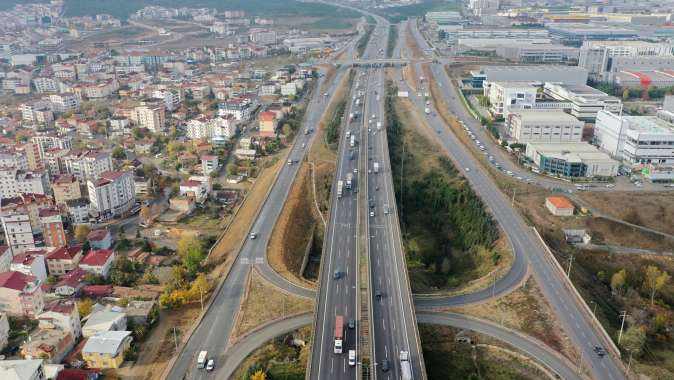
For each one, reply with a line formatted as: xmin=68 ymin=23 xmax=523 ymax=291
xmin=425 ymin=11 xmax=463 ymax=25
xmin=578 ymin=41 xmax=674 ymax=81
xmin=508 ymin=111 xmax=583 ymax=143
xmin=457 ymin=39 xmax=578 ymax=64
xmin=614 ymin=70 xmax=674 ymax=90
xmin=526 ymin=142 xmax=619 ymax=177
xmin=543 ymin=82 xmax=622 ymax=121
xmin=547 ymin=23 xmax=639 ymax=43
xmin=595 ymin=111 xmax=674 ymax=166
xmin=469 ymin=66 xmax=589 ymax=88
xmin=483 ymin=81 xmax=537 ymax=117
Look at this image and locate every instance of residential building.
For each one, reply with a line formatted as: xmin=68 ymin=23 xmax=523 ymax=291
xmin=1 ymin=212 xmax=35 ymax=255
xmin=0 ymin=150 xmax=28 ymax=171
xmin=508 ymin=111 xmax=583 ymax=143
xmin=526 ymin=142 xmax=619 ymax=177
xmin=20 ymin=103 xmax=54 ymax=125
xmin=280 ymin=82 xmax=297 ymax=96
xmin=595 ymin=111 xmax=674 ymax=166
xmin=78 ymin=249 xmax=115 ymax=278
xmin=82 ymin=309 xmax=126 ymax=337
xmin=33 ymin=77 xmax=59 ymax=93
xmin=31 ymin=134 xmax=73 ymax=159
xmin=250 ymin=30 xmax=277 ymax=45
xmin=543 ymin=82 xmax=622 ymax=121
xmin=82 ymin=331 xmax=132 ymax=369
xmin=259 ymin=111 xmax=277 ymax=136
xmin=545 ymin=196 xmax=575 ymax=216
xmin=11 ymin=252 xmax=48 ymax=282
xmin=65 ymin=199 xmax=89 ymax=225
xmin=39 ymin=208 xmax=66 ymax=248
xmin=179 ymin=179 xmax=209 ymax=203
xmin=218 ymin=99 xmax=252 ymax=121
xmin=21 ymin=327 xmax=74 ymax=364
xmin=38 ymin=300 xmax=81 ymax=339
xmin=0 ymin=360 xmax=46 ymax=380
xmin=124 ymin=300 xmax=158 ymax=326
xmin=201 ymin=155 xmax=218 ymax=175
xmin=0 ymin=312 xmax=8 ymax=352
xmin=87 ymin=171 xmax=136 ymax=220
xmin=134 ymin=103 xmax=166 ymax=132
xmin=0 ymin=271 xmax=44 ymax=317
xmin=152 ymin=89 xmax=181 ymax=111
xmin=1 ymin=194 xmax=53 ymax=235
xmin=484 ymin=81 xmax=537 ymax=118
xmin=16 ymin=143 xmax=43 ymax=172
xmin=186 ymin=117 xmax=213 ymax=140
xmin=48 ymin=94 xmax=80 ymax=113
xmin=46 ymin=246 xmax=83 ymax=276
xmin=87 ymin=229 xmax=112 ymax=250
xmin=52 ymin=175 xmax=81 ymax=206
xmin=63 ymin=150 xmax=113 ymax=183
xmin=0 ymin=168 xmax=48 ymax=198
xmin=53 ymin=268 xmax=87 ymax=297
xmin=0 ymin=246 xmax=11 ymax=272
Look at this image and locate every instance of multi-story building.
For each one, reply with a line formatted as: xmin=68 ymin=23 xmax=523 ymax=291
xmin=0 ymin=360 xmax=45 ymax=380
xmin=46 ymin=246 xmax=83 ymax=276
xmin=0 ymin=194 xmax=53 ymax=235
xmin=152 ymin=89 xmax=181 ymax=111
xmin=467 ymin=0 xmax=499 ymax=16
xmin=20 ymin=102 xmax=54 ymax=125
xmin=201 ymin=155 xmax=218 ymax=175
xmin=0 ymin=212 xmax=35 ymax=255
xmin=425 ymin=10 xmax=464 ymax=24
xmin=508 ymin=111 xmax=584 ymax=143
xmin=259 ymin=111 xmax=277 ymax=136
xmin=63 ymin=150 xmax=113 ymax=183
xmin=0 ymin=150 xmax=28 ymax=171
xmin=484 ymin=81 xmax=537 ymax=118
xmin=578 ymin=41 xmax=674 ymax=81
xmin=218 ymin=99 xmax=252 ymax=121
xmin=250 ymin=30 xmax=277 ymax=45
xmin=134 ymin=102 xmax=166 ymax=132
xmin=0 ymin=312 xmax=8 ymax=352
xmin=526 ymin=142 xmax=619 ymax=177
xmin=0 ymin=168 xmax=48 ymax=198
xmin=82 ymin=331 xmax=132 ymax=369
xmin=31 ymin=133 xmax=73 ymax=159
xmin=48 ymin=93 xmax=81 ymax=113
xmin=79 ymin=249 xmax=115 ymax=279
xmin=83 ymin=79 xmax=119 ymax=99
xmin=281 ymin=82 xmax=297 ymax=96
xmin=186 ymin=117 xmax=213 ymax=140
xmin=16 ymin=143 xmax=42 ymax=171
xmin=11 ymin=252 xmax=48 ymax=282
xmin=65 ymin=198 xmax=90 ymax=225
xmin=38 ymin=300 xmax=82 ymax=339
xmin=469 ymin=66 xmax=589 ymax=88
xmin=20 ymin=327 xmax=74 ymax=364
xmin=0 ymin=271 xmax=44 ymax=317
xmin=543 ymin=82 xmax=622 ymax=121
xmin=33 ymin=77 xmax=59 ymax=93
xmin=595 ymin=111 xmax=674 ymax=166
xmin=87 ymin=171 xmax=136 ymax=220
xmin=52 ymin=174 xmax=81 ymax=206
xmin=39 ymin=208 xmax=67 ymax=248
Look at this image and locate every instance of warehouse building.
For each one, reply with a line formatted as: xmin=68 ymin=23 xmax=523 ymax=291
xmin=547 ymin=23 xmax=639 ymax=43
xmin=509 ymin=111 xmax=583 ymax=143
xmin=614 ymin=70 xmax=674 ymax=90
xmin=526 ymin=142 xmax=619 ymax=177
xmin=543 ymin=82 xmax=622 ymax=121
xmin=469 ymin=66 xmax=588 ymax=88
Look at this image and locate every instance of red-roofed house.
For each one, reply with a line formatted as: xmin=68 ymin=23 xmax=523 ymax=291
xmin=79 ymin=249 xmax=115 ymax=278
xmin=46 ymin=245 xmax=83 ymax=275
xmin=545 ymin=196 xmax=575 ymax=216
xmin=56 ymin=368 xmax=102 ymax=380
xmin=54 ymin=268 xmax=88 ymax=297
xmin=179 ymin=178 xmax=209 ymax=203
xmin=81 ymin=284 xmax=113 ymax=298
xmin=259 ymin=111 xmax=277 ymax=137
xmin=11 ymin=251 xmax=48 ymax=281
xmin=0 ymin=271 xmax=44 ymax=316
xmin=87 ymin=228 xmax=112 ymax=250
xmin=38 ymin=299 xmax=82 ymax=339
xmin=40 ymin=207 xmax=67 ymax=248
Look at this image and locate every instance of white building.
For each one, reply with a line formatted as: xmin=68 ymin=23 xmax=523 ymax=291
xmin=526 ymin=142 xmax=619 ymax=177
xmin=508 ymin=111 xmax=583 ymax=143
xmin=218 ymin=100 xmax=251 ymax=121
xmin=63 ymin=150 xmax=113 ymax=183
xmin=595 ymin=111 xmax=674 ymax=166
xmin=0 ymin=151 xmax=28 ymax=172
xmin=1 ymin=212 xmax=35 ymax=255
xmin=543 ymin=82 xmax=622 ymax=121
xmin=48 ymin=93 xmax=80 ymax=113
xmin=0 ymin=360 xmax=45 ymax=380
xmin=425 ymin=11 xmax=463 ymax=24
xmin=87 ymin=171 xmax=136 ymax=220
xmin=152 ymin=89 xmax=181 ymax=111
xmin=0 ymin=168 xmax=48 ymax=198
xmin=135 ymin=103 xmax=166 ymax=132
xmin=186 ymin=117 xmax=213 ymax=140
xmin=21 ymin=103 xmax=54 ymax=125
xmin=468 ymin=0 xmax=499 ymax=16
xmin=31 ymin=134 xmax=73 ymax=159
xmin=33 ymin=77 xmax=59 ymax=93
xmin=578 ymin=41 xmax=674 ymax=82
xmin=484 ymin=81 xmax=537 ymax=117
xmin=201 ymin=155 xmax=218 ymax=175
xmin=281 ymin=82 xmax=297 ymax=96
xmin=250 ymin=30 xmax=277 ymax=45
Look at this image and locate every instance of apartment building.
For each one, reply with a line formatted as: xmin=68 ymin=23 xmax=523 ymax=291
xmin=11 ymin=252 xmax=48 ymax=282
xmin=39 ymin=208 xmax=67 ymax=248
xmin=87 ymin=171 xmax=136 ymax=220
xmin=0 ymin=271 xmax=44 ymax=317
xmin=62 ymin=149 xmax=113 ymax=183
xmin=259 ymin=111 xmax=278 ymax=136
xmin=46 ymin=246 xmax=83 ymax=276
xmin=218 ymin=99 xmax=252 ymax=121
xmin=52 ymin=174 xmax=81 ymax=206
xmin=152 ymin=89 xmax=181 ymax=111
xmin=48 ymin=93 xmax=81 ymax=113
xmin=0 ymin=168 xmax=48 ymax=198
xmin=31 ymin=133 xmax=73 ymax=159
xmin=32 ymin=77 xmax=59 ymax=93
xmin=0 ymin=212 xmax=35 ymax=255
xmin=20 ymin=102 xmax=54 ymax=125
xmin=0 ymin=150 xmax=28 ymax=171
xmin=134 ymin=102 xmax=166 ymax=132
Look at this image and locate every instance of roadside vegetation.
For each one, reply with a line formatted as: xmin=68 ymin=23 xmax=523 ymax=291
xmin=233 ymin=326 xmax=311 ymax=380
xmin=385 ymin=80 xmax=505 ymax=293
xmin=356 ymin=25 xmax=375 ymax=58
xmin=420 ymin=324 xmax=549 ymax=380
xmin=386 ymin=24 xmax=398 ymax=58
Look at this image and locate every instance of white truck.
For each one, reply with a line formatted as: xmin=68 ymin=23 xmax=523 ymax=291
xmin=337 ymin=180 xmax=344 ymax=198
xmin=400 ymin=351 xmax=412 ymax=380
xmin=197 ymin=351 xmax=208 ymax=369
xmin=373 ymin=162 xmax=380 ymax=174
xmin=376 ymin=121 xmax=382 ymax=130
xmin=350 ymin=135 xmax=356 ymax=148
xmin=346 ymin=173 xmax=353 ymax=189
xmin=424 ymin=107 xmax=430 ymax=115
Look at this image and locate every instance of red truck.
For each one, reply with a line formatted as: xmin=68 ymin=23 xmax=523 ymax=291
xmin=334 ymin=315 xmax=344 ymax=354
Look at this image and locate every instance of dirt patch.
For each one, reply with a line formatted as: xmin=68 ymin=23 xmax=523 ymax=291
xmin=577 ymin=192 xmax=674 ymax=236
xmin=447 ymin=276 xmax=580 ymax=365
xmin=117 ymin=305 xmax=200 ymax=380
xmin=267 ymin=163 xmax=321 ymax=289
xmin=231 ymin=269 xmax=314 ymax=340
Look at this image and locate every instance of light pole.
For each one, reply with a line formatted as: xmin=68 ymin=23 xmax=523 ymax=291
xmin=566 ymin=254 xmax=574 ymax=278
xmin=618 ymin=311 xmax=628 ymax=344
xmin=491 ymin=272 xmax=497 ymax=299
xmin=626 ymin=348 xmax=634 ymax=374
xmin=590 ymin=300 xmax=597 ymax=316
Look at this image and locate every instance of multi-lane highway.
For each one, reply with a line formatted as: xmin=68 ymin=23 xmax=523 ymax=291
xmin=400 ymin=20 xmax=626 ymax=380
xmin=165 ymin=68 xmax=347 ymax=380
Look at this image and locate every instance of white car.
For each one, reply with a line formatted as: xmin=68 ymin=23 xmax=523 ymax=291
xmin=206 ymin=359 xmax=215 ymax=371
xmin=348 ymin=350 xmax=356 ymax=366
xmin=249 ymin=233 xmax=257 ymax=240
xmin=370 ymin=211 xmax=375 ymax=217
xmin=465 ymin=168 xmax=470 ymax=172
xmin=605 ymin=184 xmax=615 ymax=188
xmin=354 ymin=168 xmax=358 ymax=173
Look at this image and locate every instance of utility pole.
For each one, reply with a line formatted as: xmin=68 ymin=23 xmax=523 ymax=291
xmin=491 ymin=272 xmax=496 ymax=299
xmin=566 ymin=254 xmax=574 ymax=278
xmin=618 ymin=311 xmax=628 ymax=344
xmin=173 ymin=327 xmax=178 ymax=352
xmin=511 ymin=188 xmax=516 ymax=207
xmin=626 ymin=349 xmax=634 ymax=374
xmin=577 ymin=351 xmax=583 ymax=374
xmin=199 ymin=285 xmax=204 ymax=313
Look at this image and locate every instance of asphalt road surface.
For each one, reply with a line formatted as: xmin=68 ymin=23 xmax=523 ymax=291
xmin=165 ymin=68 xmax=346 ymax=380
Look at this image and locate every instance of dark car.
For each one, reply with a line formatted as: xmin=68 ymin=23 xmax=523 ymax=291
xmin=348 ymin=319 xmax=355 ymax=329
xmin=381 ymin=359 xmax=390 ymax=372
xmin=593 ymin=346 xmax=606 ymax=357
xmin=334 ymin=270 xmax=341 ymax=280
xmin=375 ymin=290 xmax=382 ymax=300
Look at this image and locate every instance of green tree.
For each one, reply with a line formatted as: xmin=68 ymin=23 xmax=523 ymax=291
xmin=620 ymin=325 xmax=646 ymax=355
xmin=611 ymin=269 xmax=626 ymax=295
xmin=177 ymin=237 xmax=205 ymax=274
xmin=74 ymin=224 xmax=91 ymax=243
xmin=112 ymin=147 xmax=127 ymax=160
xmin=77 ymin=298 xmax=95 ymax=317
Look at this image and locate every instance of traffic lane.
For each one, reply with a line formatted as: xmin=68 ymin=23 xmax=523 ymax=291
xmin=406 ymin=71 xmax=625 ymax=380
xmin=416 ymin=312 xmax=584 ymax=380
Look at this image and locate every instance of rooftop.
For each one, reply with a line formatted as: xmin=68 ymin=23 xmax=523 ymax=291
xmin=0 ymin=360 xmax=43 ymax=380
xmin=0 ymin=271 xmax=33 ymax=291
xmin=513 ymin=111 xmax=581 ymax=123
xmin=82 ymin=331 xmax=132 ymax=355
xmin=80 ymin=249 xmax=113 ymax=266
xmin=87 ymin=229 xmax=110 ymax=242
xmin=528 ymin=142 xmax=616 ymax=162
xmin=546 ymin=196 xmax=575 ymax=209
xmin=622 ymin=115 xmax=674 ymax=135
